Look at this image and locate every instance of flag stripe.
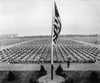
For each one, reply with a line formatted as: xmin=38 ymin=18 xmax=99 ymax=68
xmin=53 ymin=2 xmax=61 ymax=44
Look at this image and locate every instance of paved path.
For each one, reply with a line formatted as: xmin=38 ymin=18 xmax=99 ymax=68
xmin=0 ymin=63 xmax=40 ymax=71
xmin=62 ymin=63 xmax=100 ymax=71
xmin=0 ymin=63 xmax=100 ymax=71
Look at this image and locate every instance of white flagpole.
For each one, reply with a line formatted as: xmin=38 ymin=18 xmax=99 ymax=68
xmin=51 ymin=0 xmax=54 ymax=65
xmin=51 ymin=0 xmax=54 ymax=80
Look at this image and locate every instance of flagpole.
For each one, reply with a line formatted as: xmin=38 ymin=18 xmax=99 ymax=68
xmin=51 ymin=0 xmax=54 ymax=80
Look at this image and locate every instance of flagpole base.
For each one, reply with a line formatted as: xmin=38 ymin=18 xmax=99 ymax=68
xmin=51 ymin=64 xmax=54 ymax=80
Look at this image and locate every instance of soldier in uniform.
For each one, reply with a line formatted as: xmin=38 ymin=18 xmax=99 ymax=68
xmin=67 ymin=56 xmax=71 ymax=68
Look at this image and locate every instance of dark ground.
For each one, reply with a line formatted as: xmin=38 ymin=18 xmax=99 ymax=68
xmin=56 ymin=70 xmax=100 ymax=83
xmin=0 ymin=71 xmax=41 ymax=83
xmin=0 ymin=70 xmax=100 ymax=83
xmin=0 ymin=65 xmax=47 ymax=83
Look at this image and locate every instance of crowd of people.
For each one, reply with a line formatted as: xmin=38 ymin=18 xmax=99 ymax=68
xmin=0 ymin=38 xmax=28 ymax=47
xmin=0 ymin=38 xmax=99 ymax=64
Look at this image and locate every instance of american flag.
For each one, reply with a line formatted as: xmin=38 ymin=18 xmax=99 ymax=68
xmin=53 ymin=2 xmax=62 ymax=44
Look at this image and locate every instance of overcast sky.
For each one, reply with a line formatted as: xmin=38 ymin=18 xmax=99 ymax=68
xmin=0 ymin=0 xmax=100 ymax=36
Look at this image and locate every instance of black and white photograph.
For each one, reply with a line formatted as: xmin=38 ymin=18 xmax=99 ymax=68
xmin=0 ymin=0 xmax=100 ymax=83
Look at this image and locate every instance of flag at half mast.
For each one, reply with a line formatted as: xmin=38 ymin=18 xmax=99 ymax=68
xmin=53 ymin=2 xmax=62 ymax=44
